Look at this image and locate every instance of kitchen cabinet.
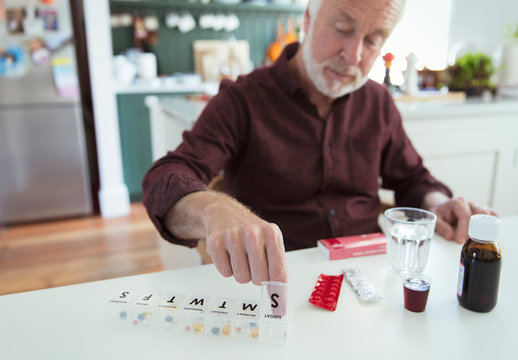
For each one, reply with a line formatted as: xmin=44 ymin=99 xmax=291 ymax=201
xmin=395 ymin=100 xmax=518 ymax=216
xmin=117 ymin=94 xmax=153 ymax=201
xmin=109 ymin=0 xmax=305 ymax=74
xmin=117 ymin=91 xmax=202 ymax=201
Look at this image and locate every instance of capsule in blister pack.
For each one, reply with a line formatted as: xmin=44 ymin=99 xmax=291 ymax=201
xmin=343 ymin=268 xmax=382 ymax=302
xmin=308 ymin=274 xmax=344 ymax=311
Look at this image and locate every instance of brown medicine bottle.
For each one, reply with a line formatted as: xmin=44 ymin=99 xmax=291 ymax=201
xmin=457 ymin=215 xmax=502 ymax=312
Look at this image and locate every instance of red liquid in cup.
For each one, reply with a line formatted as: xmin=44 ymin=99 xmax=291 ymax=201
xmin=404 ymin=278 xmax=430 ymax=312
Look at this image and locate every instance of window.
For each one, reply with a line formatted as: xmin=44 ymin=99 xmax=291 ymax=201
xmin=369 ymin=0 xmax=453 ymax=86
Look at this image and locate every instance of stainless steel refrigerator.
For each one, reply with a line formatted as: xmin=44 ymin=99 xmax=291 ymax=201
xmin=0 ymin=0 xmax=93 ymax=224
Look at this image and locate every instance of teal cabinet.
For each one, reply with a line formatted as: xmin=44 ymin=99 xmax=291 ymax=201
xmin=110 ymin=0 xmax=305 ymax=73
xmin=117 ymin=92 xmax=200 ymax=201
xmin=117 ymin=94 xmax=154 ymax=201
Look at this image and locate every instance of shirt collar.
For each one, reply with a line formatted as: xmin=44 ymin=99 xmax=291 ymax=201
xmin=271 ymin=42 xmax=303 ymax=98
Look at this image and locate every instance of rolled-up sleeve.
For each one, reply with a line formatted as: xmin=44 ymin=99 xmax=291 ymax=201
xmin=142 ymin=81 xmax=247 ymax=246
xmin=380 ymin=100 xmax=453 ymax=207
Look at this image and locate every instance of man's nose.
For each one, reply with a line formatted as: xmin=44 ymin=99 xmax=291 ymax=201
xmin=339 ymin=36 xmax=363 ymax=66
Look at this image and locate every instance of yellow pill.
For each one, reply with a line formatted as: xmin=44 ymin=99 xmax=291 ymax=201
xmin=251 ymin=327 xmax=259 ymax=338
xmin=192 ymin=323 xmax=204 ymax=333
xmin=222 ymin=324 xmax=232 ymax=335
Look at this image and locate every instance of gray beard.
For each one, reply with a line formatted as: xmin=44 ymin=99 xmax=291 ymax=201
xmin=301 ymin=26 xmax=369 ymax=99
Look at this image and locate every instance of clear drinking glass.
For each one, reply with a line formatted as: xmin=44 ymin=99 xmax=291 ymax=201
xmin=384 ymin=207 xmax=437 ymax=274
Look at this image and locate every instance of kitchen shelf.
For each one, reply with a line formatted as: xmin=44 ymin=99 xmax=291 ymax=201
xmin=110 ymin=0 xmax=306 ymax=13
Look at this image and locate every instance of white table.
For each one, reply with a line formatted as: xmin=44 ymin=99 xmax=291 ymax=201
xmin=1 ymin=217 xmax=516 ymax=359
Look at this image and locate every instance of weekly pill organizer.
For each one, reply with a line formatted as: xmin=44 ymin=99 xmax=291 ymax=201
xmin=105 ymin=281 xmax=289 ymax=344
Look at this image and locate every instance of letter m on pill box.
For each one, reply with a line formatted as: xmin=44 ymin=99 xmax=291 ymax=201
xmin=317 ymin=232 xmax=386 ymax=260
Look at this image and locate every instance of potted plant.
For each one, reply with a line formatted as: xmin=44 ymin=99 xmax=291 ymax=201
xmin=443 ymin=52 xmax=495 ymax=96
xmin=498 ymin=24 xmax=518 ymax=89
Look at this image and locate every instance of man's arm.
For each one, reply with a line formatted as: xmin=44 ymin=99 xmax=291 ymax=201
xmin=165 ymin=191 xmax=288 ymax=285
xmin=422 ymin=191 xmax=497 ymax=243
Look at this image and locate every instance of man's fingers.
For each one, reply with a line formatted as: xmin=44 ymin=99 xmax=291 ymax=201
xmin=265 ymin=224 xmax=288 ymax=283
xmin=227 ymin=235 xmax=252 ymax=284
xmin=206 ymin=234 xmax=233 ymax=278
xmin=207 ymin=223 xmax=287 ymax=286
xmin=470 ymin=203 xmax=498 ymax=217
xmin=243 ymin=226 xmax=269 ymax=286
xmin=446 ymin=197 xmax=471 ymax=243
xmin=435 ymin=217 xmax=454 ymax=241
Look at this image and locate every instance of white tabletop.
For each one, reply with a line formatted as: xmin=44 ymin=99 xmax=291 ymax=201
xmin=1 ymin=216 xmax=516 ymax=359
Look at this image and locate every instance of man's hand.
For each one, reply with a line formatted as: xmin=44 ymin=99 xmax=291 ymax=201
xmin=423 ymin=192 xmax=497 ymax=243
xmin=166 ymin=191 xmax=288 ymax=286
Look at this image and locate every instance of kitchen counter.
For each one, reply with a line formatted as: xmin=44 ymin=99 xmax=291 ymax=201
xmin=397 ymin=97 xmax=518 ymax=118
xmin=115 ymin=79 xmax=219 ymax=95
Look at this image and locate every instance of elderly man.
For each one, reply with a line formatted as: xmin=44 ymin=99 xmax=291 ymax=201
xmin=143 ymin=0 xmax=495 ymax=286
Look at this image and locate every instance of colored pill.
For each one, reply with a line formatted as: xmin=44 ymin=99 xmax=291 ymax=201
xmin=211 ymin=327 xmax=220 ymax=335
xmin=119 ymin=311 xmax=127 ymax=318
xmin=251 ymin=327 xmax=259 ymax=338
xmin=165 ymin=316 xmax=173 ymax=323
xmin=185 ymin=325 xmax=191 ymax=331
xmin=192 ymin=323 xmax=204 ymax=333
xmin=236 ymin=327 xmax=242 ymax=333
xmin=249 ymin=322 xmax=257 ymax=327
xmin=222 ymin=324 xmax=232 ymax=335
xmin=137 ymin=313 xmax=145 ymax=320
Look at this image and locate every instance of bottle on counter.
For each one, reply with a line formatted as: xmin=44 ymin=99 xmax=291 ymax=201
xmin=457 ymin=214 xmax=502 ymax=312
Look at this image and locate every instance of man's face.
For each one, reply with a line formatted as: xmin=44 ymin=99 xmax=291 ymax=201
xmin=302 ymin=0 xmax=403 ymax=99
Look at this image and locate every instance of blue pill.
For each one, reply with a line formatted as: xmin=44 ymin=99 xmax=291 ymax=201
xmin=165 ymin=316 xmax=173 ymax=323
xmin=119 ymin=311 xmax=127 ymax=318
xmin=137 ymin=313 xmax=145 ymax=320
xmin=212 ymin=327 xmax=220 ymax=335
xmin=249 ymin=322 xmax=257 ymax=327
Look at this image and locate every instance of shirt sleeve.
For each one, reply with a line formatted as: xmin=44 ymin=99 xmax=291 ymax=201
xmin=380 ymin=98 xmax=453 ymax=208
xmin=142 ymin=80 xmax=248 ymax=247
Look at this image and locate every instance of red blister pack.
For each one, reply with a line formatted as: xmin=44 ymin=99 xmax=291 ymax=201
xmin=308 ymin=273 xmax=344 ymax=311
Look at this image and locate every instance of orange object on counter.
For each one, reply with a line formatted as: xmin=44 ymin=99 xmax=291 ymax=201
xmin=267 ymin=21 xmax=285 ymax=63
xmin=283 ymin=19 xmax=297 ymax=45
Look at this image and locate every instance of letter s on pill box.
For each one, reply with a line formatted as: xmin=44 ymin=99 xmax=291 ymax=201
xmin=317 ymin=232 xmax=386 ymax=260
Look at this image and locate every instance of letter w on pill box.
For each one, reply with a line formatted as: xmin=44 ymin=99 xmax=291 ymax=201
xmin=260 ymin=281 xmax=289 ymax=344
xmin=317 ymin=232 xmax=386 ymax=260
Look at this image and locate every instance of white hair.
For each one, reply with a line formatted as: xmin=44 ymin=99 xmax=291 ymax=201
xmin=307 ymin=0 xmax=324 ymax=21
xmin=307 ymin=0 xmax=407 ymax=25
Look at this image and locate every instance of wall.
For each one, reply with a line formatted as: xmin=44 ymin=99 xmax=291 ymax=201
xmin=83 ymin=0 xmax=131 ymax=217
xmin=449 ymin=0 xmax=518 ymax=56
xmin=109 ymin=1 xmax=305 ymax=74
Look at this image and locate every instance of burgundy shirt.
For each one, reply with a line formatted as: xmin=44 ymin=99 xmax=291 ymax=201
xmin=142 ymin=43 xmax=452 ymax=251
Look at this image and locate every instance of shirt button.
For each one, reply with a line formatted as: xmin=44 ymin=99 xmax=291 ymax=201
xmin=329 ymin=209 xmax=336 ymax=216
xmin=325 ymin=145 xmax=331 ymax=152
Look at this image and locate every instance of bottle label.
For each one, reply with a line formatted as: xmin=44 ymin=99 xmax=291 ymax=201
xmin=457 ymin=263 xmax=465 ymax=297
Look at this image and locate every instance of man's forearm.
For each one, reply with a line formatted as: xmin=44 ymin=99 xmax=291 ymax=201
xmin=164 ymin=190 xmax=256 ymax=240
xmin=165 ymin=190 xmax=288 ymax=285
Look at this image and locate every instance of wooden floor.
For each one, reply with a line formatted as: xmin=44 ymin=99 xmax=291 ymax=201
xmin=0 ymin=203 xmax=163 ymax=296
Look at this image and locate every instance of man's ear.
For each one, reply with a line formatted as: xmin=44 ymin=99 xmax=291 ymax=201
xmin=304 ymin=7 xmax=310 ymax=35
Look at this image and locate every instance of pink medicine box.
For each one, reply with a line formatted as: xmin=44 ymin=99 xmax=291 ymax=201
xmin=317 ymin=232 xmax=387 ymax=260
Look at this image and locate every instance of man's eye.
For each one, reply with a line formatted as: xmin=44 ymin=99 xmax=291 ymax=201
xmin=334 ymin=24 xmax=353 ymax=35
xmin=365 ymin=36 xmax=382 ymax=48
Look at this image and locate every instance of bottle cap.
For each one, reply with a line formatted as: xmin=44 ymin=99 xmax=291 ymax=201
xmin=468 ymin=214 xmax=501 ymax=242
